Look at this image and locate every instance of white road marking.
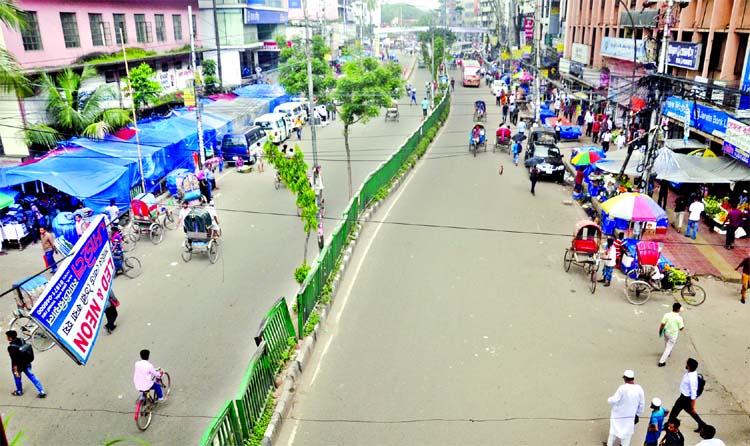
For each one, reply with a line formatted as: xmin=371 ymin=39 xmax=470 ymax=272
xmin=286 ymin=418 xmax=299 ymax=446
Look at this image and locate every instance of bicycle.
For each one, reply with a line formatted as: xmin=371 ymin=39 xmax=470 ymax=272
xmin=114 ymin=248 xmax=142 ymax=279
xmin=134 ymin=368 xmax=171 ymax=431
xmin=157 ymin=205 xmax=177 ymax=230
xmin=624 ymin=267 xmax=706 ymax=306
xmin=9 ymin=309 xmax=56 ymax=352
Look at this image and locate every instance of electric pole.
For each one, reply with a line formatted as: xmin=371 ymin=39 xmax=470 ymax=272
xmin=211 ymin=0 xmax=224 ymax=89
xmin=188 ymin=6 xmax=206 ymax=168
xmin=118 ymin=24 xmax=146 ymax=193
xmin=302 ymin=0 xmax=319 ymax=169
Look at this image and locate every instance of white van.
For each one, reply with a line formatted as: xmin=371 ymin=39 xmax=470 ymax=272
xmin=254 ymin=112 xmax=292 ymax=143
xmin=273 ymin=102 xmax=308 ymax=123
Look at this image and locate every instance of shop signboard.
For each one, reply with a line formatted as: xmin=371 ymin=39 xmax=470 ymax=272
xmin=571 ymin=43 xmax=590 ymax=65
xmin=288 ymin=0 xmax=302 ymax=7
xmin=662 ymin=96 xmax=692 ymax=123
xmin=29 ymin=216 xmax=114 ymax=365
xmin=600 ymin=37 xmax=645 ymax=62
xmin=666 ymin=42 xmax=702 ymax=70
xmin=244 ymin=8 xmax=288 ymax=25
xmin=524 ymin=19 xmax=534 ymax=42
xmin=693 ymin=103 xmax=728 ymax=138
xmin=723 ymin=118 xmax=750 ymax=165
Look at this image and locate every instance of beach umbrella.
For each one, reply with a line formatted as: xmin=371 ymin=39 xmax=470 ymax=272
xmin=571 ymin=151 xmax=605 ymax=166
xmin=600 ymin=192 xmax=667 ymax=222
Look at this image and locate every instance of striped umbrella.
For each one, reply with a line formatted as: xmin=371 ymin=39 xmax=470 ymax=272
xmin=571 ymin=151 xmax=605 ymax=166
xmin=601 ymin=192 xmax=667 ymax=222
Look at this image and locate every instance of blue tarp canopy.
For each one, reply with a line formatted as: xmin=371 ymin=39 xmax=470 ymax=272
xmin=232 ymin=84 xmax=291 ymax=112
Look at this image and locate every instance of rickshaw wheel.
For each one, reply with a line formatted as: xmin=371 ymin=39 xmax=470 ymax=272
xmin=163 ymin=210 xmax=177 ymax=230
xmin=181 ymin=247 xmax=192 ymax=262
xmin=626 ymin=281 xmax=651 ymax=305
xmin=563 ymin=249 xmax=573 ymax=272
xmin=680 ymin=284 xmax=706 ymax=306
xmin=124 ymin=257 xmax=142 ymax=279
xmin=150 ymin=224 xmax=164 ymax=244
xmin=208 ymin=240 xmax=219 ymax=264
xmin=588 ymin=263 xmax=598 ymax=294
xmin=132 ymin=225 xmax=142 ymax=242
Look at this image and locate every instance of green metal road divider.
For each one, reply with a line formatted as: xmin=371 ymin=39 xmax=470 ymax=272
xmin=200 ymin=93 xmax=450 ymax=446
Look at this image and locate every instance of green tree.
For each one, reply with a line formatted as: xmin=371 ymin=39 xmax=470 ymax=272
xmin=128 ymin=63 xmax=162 ymax=113
xmin=0 ymin=1 xmax=31 ymax=96
xmin=25 ymin=66 xmax=131 ymax=149
xmin=201 ymin=59 xmax=220 ymax=93
xmin=334 ymin=58 xmax=404 ymax=198
xmin=277 ymin=35 xmax=336 ymax=104
xmin=263 ymin=141 xmax=318 ymax=264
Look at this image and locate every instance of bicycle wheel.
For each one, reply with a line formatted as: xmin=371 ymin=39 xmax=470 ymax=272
xmin=134 ymin=396 xmax=153 ymax=431
xmin=123 ymin=256 xmax=142 ymax=279
xmin=150 ymin=224 xmax=164 ymax=245
xmin=681 ymin=284 xmax=706 ymax=306
xmin=563 ymin=249 xmax=573 ymax=272
xmin=30 ymin=327 xmax=55 ymax=351
xmin=160 ymin=372 xmax=171 ymax=397
xmin=163 ymin=210 xmax=177 ymax=230
xmin=10 ymin=316 xmax=36 ymax=340
xmin=208 ymin=240 xmax=219 ymax=264
xmin=131 ymin=224 xmax=142 ymax=242
xmin=626 ymin=281 xmax=651 ymax=305
xmin=181 ymin=246 xmax=192 ymax=262
xmin=588 ymin=264 xmax=598 ymax=294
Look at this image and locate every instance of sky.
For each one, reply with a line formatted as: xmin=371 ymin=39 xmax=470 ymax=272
xmin=382 ymin=0 xmax=440 ymax=11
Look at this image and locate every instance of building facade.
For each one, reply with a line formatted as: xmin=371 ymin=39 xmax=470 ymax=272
xmin=0 ymin=0 xmax=200 ymax=157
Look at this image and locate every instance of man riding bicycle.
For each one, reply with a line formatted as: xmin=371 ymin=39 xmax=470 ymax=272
xmin=134 ymin=349 xmax=165 ymax=402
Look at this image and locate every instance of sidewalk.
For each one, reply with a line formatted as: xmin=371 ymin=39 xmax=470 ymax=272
xmin=557 ymin=136 xmax=743 ymax=282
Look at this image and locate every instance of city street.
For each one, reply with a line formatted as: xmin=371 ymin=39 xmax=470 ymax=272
xmin=0 ymin=56 xmax=433 ymax=445
xmin=275 ymin=83 xmax=750 ymax=445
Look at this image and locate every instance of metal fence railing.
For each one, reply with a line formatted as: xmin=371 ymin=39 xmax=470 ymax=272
xmin=200 ymin=92 xmax=450 ymax=445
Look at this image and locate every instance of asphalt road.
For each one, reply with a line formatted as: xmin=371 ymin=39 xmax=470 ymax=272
xmin=0 ymin=56 xmax=433 ymax=445
xmin=274 ymin=83 xmax=750 ymax=445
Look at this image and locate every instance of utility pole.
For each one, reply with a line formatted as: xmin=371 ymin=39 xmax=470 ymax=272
xmin=118 ymin=24 xmax=146 ymax=194
xmin=302 ymin=0 xmax=319 ymax=169
xmin=211 ymin=0 xmax=224 ymax=89
xmin=188 ymin=6 xmax=206 ymax=168
xmin=534 ymin=0 xmax=542 ymax=122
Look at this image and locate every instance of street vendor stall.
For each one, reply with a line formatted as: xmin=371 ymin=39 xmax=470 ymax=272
xmin=600 ymin=192 xmax=668 ymax=239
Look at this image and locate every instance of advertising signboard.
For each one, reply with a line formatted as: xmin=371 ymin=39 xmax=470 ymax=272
xmin=600 ymin=37 xmax=645 ymax=62
xmin=571 ymin=43 xmax=590 ymax=65
xmin=666 ymin=42 xmax=702 ymax=70
xmin=30 ymin=216 xmax=114 ymax=365
xmin=724 ymin=118 xmax=750 ymax=165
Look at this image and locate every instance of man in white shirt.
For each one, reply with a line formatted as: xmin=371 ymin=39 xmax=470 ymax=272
xmin=517 ymin=119 xmax=527 ymax=135
xmin=104 ymin=199 xmax=120 ymax=224
xmin=658 ymin=302 xmax=685 ymax=366
xmin=606 ymin=369 xmax=645 ymax=446
xmin=686 ymin=197 xmax=705 ymax=240
xmin=133 ymin=349 xmax=164 ymax=401
xmin=601 ymin=130 xmax=612 ymax=152
xmin=667 ymin=358 xmax=705 ymax=433
xmin=695 ymin=425 xmax=725 ymax=446
xmin=585 ymin=110 xmax=595 ymax=137
xmin=615 ymin=132 xmax=626 ymax=151
xmin=553 ymin=98 xmax=562 ymax=116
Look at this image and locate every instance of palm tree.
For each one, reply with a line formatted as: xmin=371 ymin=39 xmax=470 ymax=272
xmin=0 ymin=0 xmax=32 ymax=96
xmin=25 ymin=66 xmax=131 ymax=149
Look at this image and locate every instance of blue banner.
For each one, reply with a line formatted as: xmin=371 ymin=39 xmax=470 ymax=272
xmin=666 ymin=42 xmax=702 ymax=71
xmin=600 ymin=37 xmax=645 ymax=62
xmin=288 ymin=0 xmax=302 ymax=8
xmin=244 ymin=8 xmax=288 ymax=24
xmin=662 ymin=96 xmax=692 ymax=123
xmin=693 ymin=103 xmax=729 ymax=138
xmin=30 ymin=216 xmax=113 ymax=365
xmin=740 ymin=48 xmax=750 ymax=113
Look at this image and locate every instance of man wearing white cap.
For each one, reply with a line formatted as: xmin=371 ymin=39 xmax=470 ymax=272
xmin=605 ymin=369 xmax=645 ymax=446
xmin=644 ymin=397 xmax=668 ymax=446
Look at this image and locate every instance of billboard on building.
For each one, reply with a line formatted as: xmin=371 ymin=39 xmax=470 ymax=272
xmin=571 ymin=43 xmax=590 ymax=65
xmin=666 ymin=42 xmax=702 ymax=70
xmin=724 ymin=118 xmax=750 ymax=165
xmin=600 ymin=37 xmax=645 ymax=62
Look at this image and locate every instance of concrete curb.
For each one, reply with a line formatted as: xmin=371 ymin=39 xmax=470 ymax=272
xmin=262 ymin=102 xmax=440 ymax=446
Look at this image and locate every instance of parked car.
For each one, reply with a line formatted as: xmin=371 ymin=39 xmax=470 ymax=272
xmin=254 ymin=112 xmax=292 ymax=143
xmin=273 ymin=102 xmax=309 ymax=123
xmin=220 ymin=126 xmax=268 ymax=163
xmin=526 ymin=127 xmax=557 ymax=156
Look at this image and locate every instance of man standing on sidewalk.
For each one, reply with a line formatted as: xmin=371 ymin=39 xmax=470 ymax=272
xmin=605 ymin=369 xmax=645 ymax=446
xmin=673 ymin=195 xmax=687 ymax=233
xmin=40 ymin=227 xmax=58 ymax=273
xmin=6 ymin=330 xmax=46 ymax=398
xmin=725 ymin=205 xmax=742 ymax=249
xmin=667 ymin=358 xmax=706 ymax=433
xmin=734 ymin=253 xmax=750 ymax=304
xmin=685 ymin=197 xmax=705 ymax=240
xmin=658 ymin=303 xmax=685 ymax=367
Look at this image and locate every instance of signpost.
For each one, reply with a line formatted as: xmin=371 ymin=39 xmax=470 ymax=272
xmin=30 ymin=216 xmax=114 ymax=365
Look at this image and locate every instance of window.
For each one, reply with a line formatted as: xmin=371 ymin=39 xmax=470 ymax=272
xmin=172 ymin=14 xmax=182 ymax=41
xmin=60 ymin=12 xmax=81 ymax=48
xmin=20 ymin=11 xmax=42 ymax=51
xmin=135 ymin=14 xmax=153 ymax=43
xmin=113 ymin=13 xmax=127 ymax=44
xmin=155 ymin=14 xmax=166 ymax=42
xmin=89 ymin=13 xmax=112 ymax=46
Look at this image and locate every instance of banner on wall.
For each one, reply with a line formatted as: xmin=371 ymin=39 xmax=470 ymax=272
xmin=666 ymin=42 xmax=702 ymax=70
xmin=600 ymin=37 xmax=646 ymax=62
xmin=724 ymin=118 xmax=750 ymax=165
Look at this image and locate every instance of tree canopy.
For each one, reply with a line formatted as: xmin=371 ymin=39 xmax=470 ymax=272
xmin=277 ymin=35 xmax=336 ymax=104
xmin=128 ymin=63 xmax=162 ymax=112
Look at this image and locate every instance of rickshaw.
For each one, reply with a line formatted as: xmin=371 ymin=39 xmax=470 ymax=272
xmin=624 ymin=241 xmax=706 ymax=305
xmin=563 ymin=220 xmax=602 ymax=293
xmin=181 ymin=207 xmax=220 ymax=264
xmin=469 ymin=124 xmax=487 ymax=157
xmin=473 ymin=100 xmax=487 ymax=122
xmin=128 ymin=193 xmax=174 ymax=245
xmin=385 ymin=101 xmax=399 ymax=122
xmin=494 ymin=127 xmax=512 ymax=153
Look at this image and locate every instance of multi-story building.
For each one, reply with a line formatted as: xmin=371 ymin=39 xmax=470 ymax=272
xmin=198 ymin=0 xmax=288 ymax=88
xmin=561 ymin=0 xmax=750 ymax=156
xmin=0 ymin=0 xmax=200 ymax=157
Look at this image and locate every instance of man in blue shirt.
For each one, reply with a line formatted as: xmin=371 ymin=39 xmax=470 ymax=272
xmin=644 ymin=397 xmax=668 ymax=446
xmin=421 ymin=98 xmax=430 ymax=119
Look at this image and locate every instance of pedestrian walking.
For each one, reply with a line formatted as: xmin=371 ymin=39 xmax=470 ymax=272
xmin=673 ymin=195 xmax=687 ymax=233
xmin=734 ymin=252 xmax=750 ymax=304
xmin=695 ymin=425 xmax=724 ymax=446
xmin=421 ymin=97 xmax=429 ymax=120
xmin=104 ymin=290 xmax=120 ymax=334
xmin=685 ymin=197 xmax=704 ymax=240
xmin=553 ymin=97 xmax=561 ymax=117
xmin=585 ymin=110 xmax=594 ymax=137
xmin=613 ymin=232 xmax=625 ymax=268
xmin=657 ymin=179 xmax=669 ymax=209
xmin=6 ymin=330 xmax=46 ymax=398
xmin=725 ymin=205 xmax=742 ymax=249
xmin=495 ymin=89 xmax=502 ymax=106
xmin=592 ymin=120 xmax=602 ymax=143
xmin=554 ymin=121 xmax=562 ymax=143
xmin=599 ymin=237 xmax=616 ymax=287
xmin=530 ymin=166 xmax=539 ymax=195
xmin=294 ymin=117 xmax=303 ymax=140
xmin=574 ymin=167 xmax=584 ymax=193
xmin=661 ymin=419 xmax=685 ymax=446
xmin=644 ymin=397 xmax=668 ymax=446
xmin=615 ymin=131 xmax=626 ymax=151
xmin=658 ymin=303 xmax=685 ymax=367
xmin=410 ymin=90 xmax=417 ymax=106
xmin=40 ymin=227 xmax=58 ymax=273
xmin=667 ymin=358 xmax=706 ymax=433
xmin=450 ymin=77 xmax=454 ymax=92
xmin=502 ymin=103 xmax=509 ymax=124
xmin=509 ymin=102 xmax=518 ymax=125
xmin=601 ymin=130 xmax=612 ymax=152
xmin=512 ymin=141 xmax=521 ymax=166
xmin=605 ymin=369 xmax=645 ymax=446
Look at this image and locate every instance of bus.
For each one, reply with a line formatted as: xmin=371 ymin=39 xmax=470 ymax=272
xmin=462 ymin=59 xmax=481 ymax=87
